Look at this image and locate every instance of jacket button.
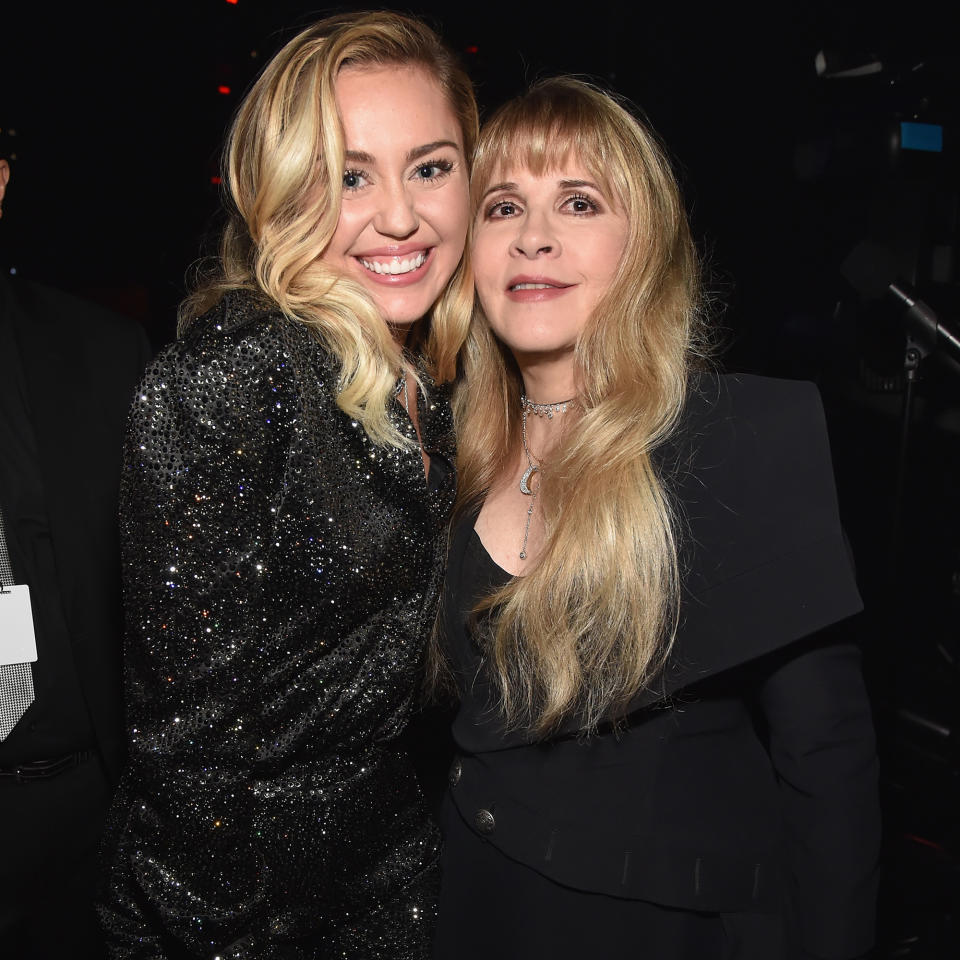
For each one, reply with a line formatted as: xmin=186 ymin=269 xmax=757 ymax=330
xmin=474 ymin=808 xmax=495 ymax=834
xmin=448 ymin=758 xmax=462 ymax=786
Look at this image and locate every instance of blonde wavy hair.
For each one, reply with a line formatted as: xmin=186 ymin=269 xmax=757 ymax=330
xmin=453 ymin=77 xmax=705 ymax=735
xmin=180 ymin=11 xmax=478 ymax=448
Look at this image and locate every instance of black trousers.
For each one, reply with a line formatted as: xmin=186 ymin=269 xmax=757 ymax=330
xmin=0 ymin=752 xmax=112 ymax=960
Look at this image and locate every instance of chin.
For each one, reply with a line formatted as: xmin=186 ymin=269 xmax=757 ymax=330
xmin=372 ymin=291 xmax=440 ymax=328
xmin=506 ymin=336 xmax=579 ymax=361
xmin=376 ymin=302 xmax=431 ymax=328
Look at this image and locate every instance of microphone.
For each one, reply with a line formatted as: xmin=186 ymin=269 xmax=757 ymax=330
xmin=841 ymin=241 xmax=960 ymax=361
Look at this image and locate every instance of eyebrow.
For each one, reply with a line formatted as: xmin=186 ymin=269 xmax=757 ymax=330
xmin=343 ymin=139 xmax=461 ymax=166
xmin=406 ymin=140 xmax=460 ymax=163
xmin=480 ymin=177 xmax=604 ymax=201
xmin=480 ymin=181 xmax=517 ymax=201
xmin=558 ymin=178 xmax=602 ymax=191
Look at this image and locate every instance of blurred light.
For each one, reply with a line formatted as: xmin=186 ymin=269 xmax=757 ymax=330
xmin=225 ymin=0 xmax=238 ymax=5
xmin=217 ymin=85 xmax=231 ymax=95
xmin=815 ymin=48 xmax=882 ymax=79
xmin=905 ymin=833 xmax=945 ymax=852
xmin=900 ymin=121 xmax=943 ymax=153
xmin=210 ymin=176 xmax=222 ymax=185
xmin=465 ymin=45 xmax=479 ymax=54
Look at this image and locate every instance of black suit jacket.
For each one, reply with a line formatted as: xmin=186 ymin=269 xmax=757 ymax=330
xmin=443 ymin=374 xmax=879 ymax=959
xmin=0 ymin=274 xmax=151 ymax=782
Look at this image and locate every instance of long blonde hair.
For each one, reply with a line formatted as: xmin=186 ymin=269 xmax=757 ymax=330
xmin=180 ymin=12 xmax=478 ymax=448
xmin=454 ymin=78 xmax=705 ymax=735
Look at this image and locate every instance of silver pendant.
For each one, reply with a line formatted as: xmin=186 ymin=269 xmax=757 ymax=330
xmin=519 ymin=463 xmax=540 ymax=495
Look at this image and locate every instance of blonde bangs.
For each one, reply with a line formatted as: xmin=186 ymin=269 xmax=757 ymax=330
xmin=470 ymin=90 xmax=623 ymax=213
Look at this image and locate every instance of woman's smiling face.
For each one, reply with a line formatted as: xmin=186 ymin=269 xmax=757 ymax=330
xmin=471 ymin=162 xmax=628 ymax=364
xmin=322 ymin=63 xmax=470 ymax=331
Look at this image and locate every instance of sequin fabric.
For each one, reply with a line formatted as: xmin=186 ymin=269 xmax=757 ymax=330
xmin=97 ymin=291 xmax=455 ymax=958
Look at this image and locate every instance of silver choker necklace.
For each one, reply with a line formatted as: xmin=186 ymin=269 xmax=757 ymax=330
xmin=520 ymin=395 xmax=574 ymax=419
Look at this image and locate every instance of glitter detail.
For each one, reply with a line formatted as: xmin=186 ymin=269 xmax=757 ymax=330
xmin=98 ymin=291 xmax=452 ymax=957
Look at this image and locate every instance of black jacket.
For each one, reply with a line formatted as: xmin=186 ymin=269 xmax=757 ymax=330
xmin=0 ymin=274 xmax=151 ymax=782
xmin=99 ymin=291 xmax=454 ymax=956
xmin=443 ymin=374 xmax=879 ymax=959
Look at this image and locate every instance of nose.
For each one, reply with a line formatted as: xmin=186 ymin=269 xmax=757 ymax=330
xmin=373 ymin=180 xmax=419 ymax=239
xmin=512 ymin=211 xmax=558 ymax=259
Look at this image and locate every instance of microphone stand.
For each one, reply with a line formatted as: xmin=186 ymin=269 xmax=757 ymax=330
xmin=890 ymin=336 xmax=926 ymax=580
xmin=889 ymin=312 xmax=960 ymax=783
xmin=889 ymin=291 xmax=960 ymax=578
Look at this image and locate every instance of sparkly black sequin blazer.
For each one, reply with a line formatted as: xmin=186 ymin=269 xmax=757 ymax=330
xmin=99 ymin=290 xmax=455 ymax=957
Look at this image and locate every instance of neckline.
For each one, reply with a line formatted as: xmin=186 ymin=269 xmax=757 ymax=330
xmin=468 ymin=527 xmax=514 ymax=581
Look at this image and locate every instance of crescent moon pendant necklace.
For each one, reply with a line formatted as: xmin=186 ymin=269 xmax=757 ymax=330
xmin=519 ymin=463 xmax=540 ymax=496
xmin=517 ymin=394 xmax=574 ymax=559
xmin=518 ymin=404 xmax=539 ymax=560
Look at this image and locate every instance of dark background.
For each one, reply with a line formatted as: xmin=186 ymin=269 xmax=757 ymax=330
xmin=3 ymin=2 xmax=958 ymax=955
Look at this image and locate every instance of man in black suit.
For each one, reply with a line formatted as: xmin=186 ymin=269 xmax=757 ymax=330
xmin=0 ymin=141 xmax=152 ymax=958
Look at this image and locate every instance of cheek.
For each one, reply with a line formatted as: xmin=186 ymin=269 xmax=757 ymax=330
xmin=473 ymin=270 xmax=500 ymax=321
xmin=470 ymin=251 xmax=501 ymax=324
xmin=430 ymin=189 xmax=470 ymax=251
xmin=470 ymin=234 xmax=497 ymax=289
xmin=324 ymin=208 xmax=362 ymax=260
xmin=590 ymin=231 xmax=628 ymax=288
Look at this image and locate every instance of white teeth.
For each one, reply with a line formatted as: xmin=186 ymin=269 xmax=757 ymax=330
xmin=512 ymin=283 xmax=556 ymax=290
xmin=359 ymin=251 xmax=427 ymax=275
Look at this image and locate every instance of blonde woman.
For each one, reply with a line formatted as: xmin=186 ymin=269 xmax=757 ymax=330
xmin=436 ymin=78 xmax=879 ymax=959
xmin=97 ymin=12 xmax=476 ymax=958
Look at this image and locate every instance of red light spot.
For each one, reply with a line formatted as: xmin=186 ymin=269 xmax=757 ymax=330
xmin=465 ymin=45 xmax=479 ymax=54
xmin=217 ymin=85 xmax=231 ymax=95
xmin=905 ymin=833 xmax=944 ymax=852
xmin=225 ymin=0 xmax=238 ymax=5
xmin=210 ymin=176 xmax=222 ymax=185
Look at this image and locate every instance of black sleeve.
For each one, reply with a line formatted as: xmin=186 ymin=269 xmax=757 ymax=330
xmin=756 ymin=634 xmax=880 ymax=959
xmin=98 ymin=319 xmax=304 ymax=955
xmin=623 ymin=374 xmax=865 ymax=714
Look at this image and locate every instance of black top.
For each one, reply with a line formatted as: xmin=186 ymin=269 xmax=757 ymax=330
xmin=99 ymin=290 xmax=454 ymax=957
xmin=442 ymin=373 xmax=879 ymax=959
xmin=0 ymin=274 xmax=151 ymax=772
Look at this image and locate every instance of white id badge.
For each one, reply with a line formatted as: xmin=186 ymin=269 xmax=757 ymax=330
xmin=0 ymin=584 xmax=38 ymax=665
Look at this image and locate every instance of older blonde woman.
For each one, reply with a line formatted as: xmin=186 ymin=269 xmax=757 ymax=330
xmin=436 ymin=78 xmax=878 ymax=960
xmin=98 ymin=12 xmax=476 ymax=958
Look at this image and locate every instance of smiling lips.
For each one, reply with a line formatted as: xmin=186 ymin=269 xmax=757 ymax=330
xmin=355 ymin=248 xmax=432 ymax=285
xmin=506 ymin=275 xmax=574 ymax=302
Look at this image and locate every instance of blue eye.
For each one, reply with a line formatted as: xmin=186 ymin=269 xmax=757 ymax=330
xmin=413 ymin=159 xmax=454 ymax=181
xmin=343 ymin=170 xmax=365 ymax=190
